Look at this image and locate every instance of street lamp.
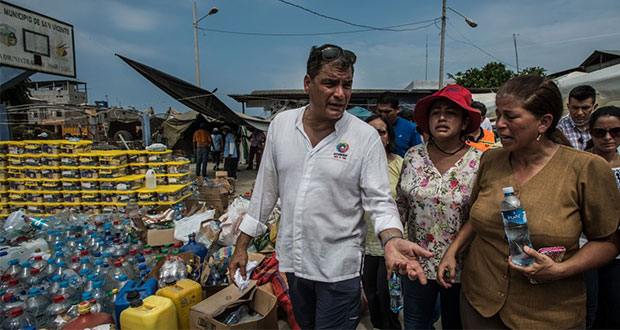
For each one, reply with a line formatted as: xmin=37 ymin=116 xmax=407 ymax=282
xmin=438 ymin=0 xmax=478 ymax=88
xmin=193 ymin=2 xmax=218 ymax=87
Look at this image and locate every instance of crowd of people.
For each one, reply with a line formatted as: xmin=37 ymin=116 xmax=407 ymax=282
xmin=221 ymin=43 xmax=619 ymax=329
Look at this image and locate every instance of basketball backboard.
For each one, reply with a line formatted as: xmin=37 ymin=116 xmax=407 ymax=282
xmin=0 ymin=1 xmax=75 ymax=77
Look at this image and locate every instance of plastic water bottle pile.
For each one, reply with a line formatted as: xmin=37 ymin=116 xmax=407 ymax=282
xmin=0 ymin=208 xmax=202 ymax=330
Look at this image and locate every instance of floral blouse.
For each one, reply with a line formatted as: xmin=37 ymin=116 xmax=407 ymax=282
xmin=396 ymin=143 xmax=482 ymax=281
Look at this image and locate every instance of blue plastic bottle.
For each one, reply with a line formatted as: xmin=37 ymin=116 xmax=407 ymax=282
xmin=179 ymin=233 xmax=207 ymax=262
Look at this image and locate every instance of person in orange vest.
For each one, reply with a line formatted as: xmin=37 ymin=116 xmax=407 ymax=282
xmin=466 ymin=101 xmax=497 ymax=151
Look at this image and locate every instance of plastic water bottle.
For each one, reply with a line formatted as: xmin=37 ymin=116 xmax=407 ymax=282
xmin=24 ymin=288 xmax=50 ymax=327
xmin=44 ymin=294 xmax=71 ymax=330
xmin=500 ymin=187 xmax=535 ymax=266
xmin=223 ymin=305 xmax=250 ymax=325
xmin=1 ymin=307 xmax=35 ymax=330
xmin=388 ymin=272 xmax=403 ymax=313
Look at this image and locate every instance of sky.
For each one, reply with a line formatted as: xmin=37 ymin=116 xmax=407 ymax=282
xmin=4 ymin=0 xmax=620 ymax=118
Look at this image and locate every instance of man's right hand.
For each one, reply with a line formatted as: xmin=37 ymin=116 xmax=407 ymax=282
xmin=228 ymin=233 xmax=253 ymax=283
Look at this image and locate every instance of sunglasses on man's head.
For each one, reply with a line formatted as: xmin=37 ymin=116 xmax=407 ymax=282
xmin=320 ymin=46 xmax=357 ymax=64
xmin=590 ymin=127 xmax=620 ymax=138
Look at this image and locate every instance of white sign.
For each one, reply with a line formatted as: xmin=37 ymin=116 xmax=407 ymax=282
xmin=0 ymin=1 xmax=75 ymax=77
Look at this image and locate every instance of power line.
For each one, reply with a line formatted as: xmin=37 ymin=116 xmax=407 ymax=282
xmin=276 ymin=0 xmax=402 ymax=31
xmin=436 ymin=20 xmax=517 ymax=69
xmin=197 ymin=18 xmax=440 ymax=37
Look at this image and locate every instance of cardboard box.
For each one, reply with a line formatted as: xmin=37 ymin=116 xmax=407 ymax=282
xmin=200 ymin=252 xmax=265 ymax=287
xmin=215 ymin=171 xmax=228 ymax=178
xmin=200 ymin=184 xmax=228 ymax=197
xmin=190 ymin=281 xmax=278 ymax=330
xmin=202 ymin=199 xmax=227 ymax=218
xmin=132 ymin=217 xmax=179 ymax=247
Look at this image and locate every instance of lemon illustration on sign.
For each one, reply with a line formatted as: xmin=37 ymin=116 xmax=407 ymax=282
xmin=56 ymin=42 xmax=69 ymax=56
xmin=0 ymin=24 xmax=17 ymax=47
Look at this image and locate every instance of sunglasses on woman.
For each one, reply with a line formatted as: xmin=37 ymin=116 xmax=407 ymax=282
xmin=590 ymin=127 xmax=620 ymax=138
xmin=320 ymin=46 xmax=357 ymax=64
xmin=376 ymin=129 xmax=387 ymax=136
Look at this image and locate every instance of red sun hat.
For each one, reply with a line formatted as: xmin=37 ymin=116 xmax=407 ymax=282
xmin=414 ymin=84 xmax=482 ymax=135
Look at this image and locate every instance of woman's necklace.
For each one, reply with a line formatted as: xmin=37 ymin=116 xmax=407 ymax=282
xmin=431 ymin=139 xmax=466 ymax=156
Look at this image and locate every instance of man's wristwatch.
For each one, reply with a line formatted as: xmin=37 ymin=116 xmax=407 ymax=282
xmin=381 ymin=232 xmax=404 ymax=249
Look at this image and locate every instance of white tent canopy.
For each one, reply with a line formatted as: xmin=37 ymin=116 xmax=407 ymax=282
xmin=553 ymin=63 xmax=620 ymax=106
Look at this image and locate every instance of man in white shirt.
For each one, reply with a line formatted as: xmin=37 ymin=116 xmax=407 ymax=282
xmin=229 ymin=44 xmax=432 ymax=329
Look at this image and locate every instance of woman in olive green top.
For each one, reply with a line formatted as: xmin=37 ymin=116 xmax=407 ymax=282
xmin=363 ymin=114 xmax=403 ymax=330
xmin=437 ymin=75 xmax=620 ymax=329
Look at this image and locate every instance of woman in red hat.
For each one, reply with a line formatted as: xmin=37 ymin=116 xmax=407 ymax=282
xmin=396 ymin=84 xmax=482 ymax=329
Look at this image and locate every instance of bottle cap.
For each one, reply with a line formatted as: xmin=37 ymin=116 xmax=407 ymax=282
xmin=10 ymin=307 xmax=23 ymax=317
xmin=8 ymin=259 xmax=19 ymax=265
xmin=502 ymin=186 xmax=515 ymax=195
xmin=53 ymin=295 xmax=65 ymax=303
xmin=129 ymin=298 xmax=143 ymax=308
xmin=80 ymin=250 xmax=89 ymax=256
xmin=77 ymin=301 xmax=91 ymax=314
xmin=2 ymin=293 xmax=15 ymax=302
xmin=82 ymin=291 xmax=93 ymax=300
xmin=1 ymin=274 xmax=10 ymax=281
xmin=34 ymin=256 xmax=42 ymax=261
xmin=8 ymin=279 xmax=19 ymax=286
xmin=126 ymin=290 xmax=140 ymax=301
xmin=30 ymin=268 xmax=40 ymax=275
xmin=28 ymin=288 xmax=40 ymax=296
xmin=119 ymin=274 xmax=127 ymax=281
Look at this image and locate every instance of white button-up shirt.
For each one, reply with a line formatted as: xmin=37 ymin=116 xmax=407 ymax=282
xmin=239 ymin=106 xmax=404 ymax=282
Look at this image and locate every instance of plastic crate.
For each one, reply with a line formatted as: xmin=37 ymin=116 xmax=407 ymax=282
xmin=98 ymin=150 xmax=128 ymax=167
xmin=27 ymin=191 xmax=44 ymax=203
xmin=43 ymin=192 xmax=64 ymax=203
xmin=23 ymin=167 xmax=42 ymax=180
xmin=61 ymin=179 xmax=81 ymax=191
xmin=8 ymin=156 xmax=23 ymax=167
xmin=8 ymin=179 xmax=26 ymax=191
xmin=98 ymin=165 xmax=128 ymax=179
xmin=60 ymin=154 xmax=80 ymax=167
xmin=166 ymin=159 xmax=191 ymax=174
xmin=129 ymin=163 xmax=148 ymax=175
xmin=79 ymin=166 xmax=99 ymax=179
xmin=157 ymin=183 xmax=190 ymax=202
xmin=23 ymin=140 xmax=42 ymax=154
xmin=80 ymin=179 xmax=100 ymax=191
xmin=41 ymin=154 xmax=61 ymax=167
xmin=127 ymin=150 xmax=148 ymax=164
xmin=81 ymin=192 xmax=101 ymax=203
xmin=41 ymin=167 xmax=62 ymax=180
xmin=8 ymin=142 xmax=25 ymax=155
xmin=165 ymin=172 xmax=191 ymax=185
xmin=63 ymin=192 xmax=82 ymax=203
xmin=78 ymin=152 xmax=99 ymax=166
xmin=41 ymin=180 xmax=62 ymax=191
xmin=146 ymin=150 xmax=172 ymax=163
xmin=60 ymin=140 xmax=92 ymax=155
xmin=99 ymin=174 xmax=143 ymax=191
xmin=41 ymin=140 xmax=62 ymax=155
xmin=60 ymin=166 xmax=80 ymax=179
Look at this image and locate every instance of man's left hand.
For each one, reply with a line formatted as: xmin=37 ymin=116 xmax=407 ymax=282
xmin=384 ymin=238 xmax=433 ymax=284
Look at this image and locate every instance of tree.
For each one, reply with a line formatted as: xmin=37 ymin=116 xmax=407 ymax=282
xmin=0 ymin=79 xmax=32 ymax=106
xmin=448 ymin=62 xmax=546 ymax=88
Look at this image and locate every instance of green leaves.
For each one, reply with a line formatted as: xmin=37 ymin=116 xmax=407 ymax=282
xmin=448 ymin=62 xmax=547 ymax=88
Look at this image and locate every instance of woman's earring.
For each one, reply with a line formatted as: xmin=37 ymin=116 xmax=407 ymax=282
xmin=536 ymin=134 xmax=541 ymax=141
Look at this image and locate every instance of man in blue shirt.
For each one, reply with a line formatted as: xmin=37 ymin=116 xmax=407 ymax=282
xmin=375 ymin=92 xmax=422 ymax=157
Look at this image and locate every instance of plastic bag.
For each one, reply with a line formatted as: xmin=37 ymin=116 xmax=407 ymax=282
xmin=218 ymin=197 xmax=251 ymax=246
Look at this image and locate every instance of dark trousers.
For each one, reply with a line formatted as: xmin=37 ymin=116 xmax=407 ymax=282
xmin=594 ymin=259 xmax=620 ymax=329
xmin=247 ymin=146 xmax=262 ymax=170
xmin=362 ymin=255 xmax=401 ymax=329
xmin=195 ymin=147 xmax=209 ymax=177
xmin=403 ymin=277 xmax=462 ymax=330
xmin=224 ymin=157 xmax=238 ymax=179
xmin=287 ymin=273 xmax=361 ymax=330
xmin=211 ymin=149 xmax=221 ymax=169
xmin=584 ymin=268 xmax=598 ymax=329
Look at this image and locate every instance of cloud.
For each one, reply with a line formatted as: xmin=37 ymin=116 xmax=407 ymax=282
xmin=102 ymin=1 xmax=162 ymax=32
xmin=75 ymin=30 xmax=161 ymax=60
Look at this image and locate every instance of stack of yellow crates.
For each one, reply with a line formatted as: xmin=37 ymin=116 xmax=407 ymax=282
xmin=0 ymin=140 xmax=192 ymax=219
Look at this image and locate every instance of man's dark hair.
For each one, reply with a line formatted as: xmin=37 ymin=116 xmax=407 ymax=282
xmin=470 ymin=100 xmax=487 ymax=117
xmin=307 ymin=44 xmax=355 ymax=79
xmin=365 ymin=114 xmax=397 ymax=154
xmin=376 ymin=91 xmax=399 ymax=109
xmin=568 ymin=85 xmax=596 ymax=103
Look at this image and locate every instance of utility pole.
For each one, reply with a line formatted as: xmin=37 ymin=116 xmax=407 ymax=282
xmin=513 ymin=33 xmax=520 ymax=74
xmin=193 ymin=3 xmax=218 ymax=88
xmin=193 ymin=2 xmax=200 ymax=87
xmin=438 ymin=0 xmax=447 ymax=88
xmin=425 ymin=35 xmax=428 ymax=81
